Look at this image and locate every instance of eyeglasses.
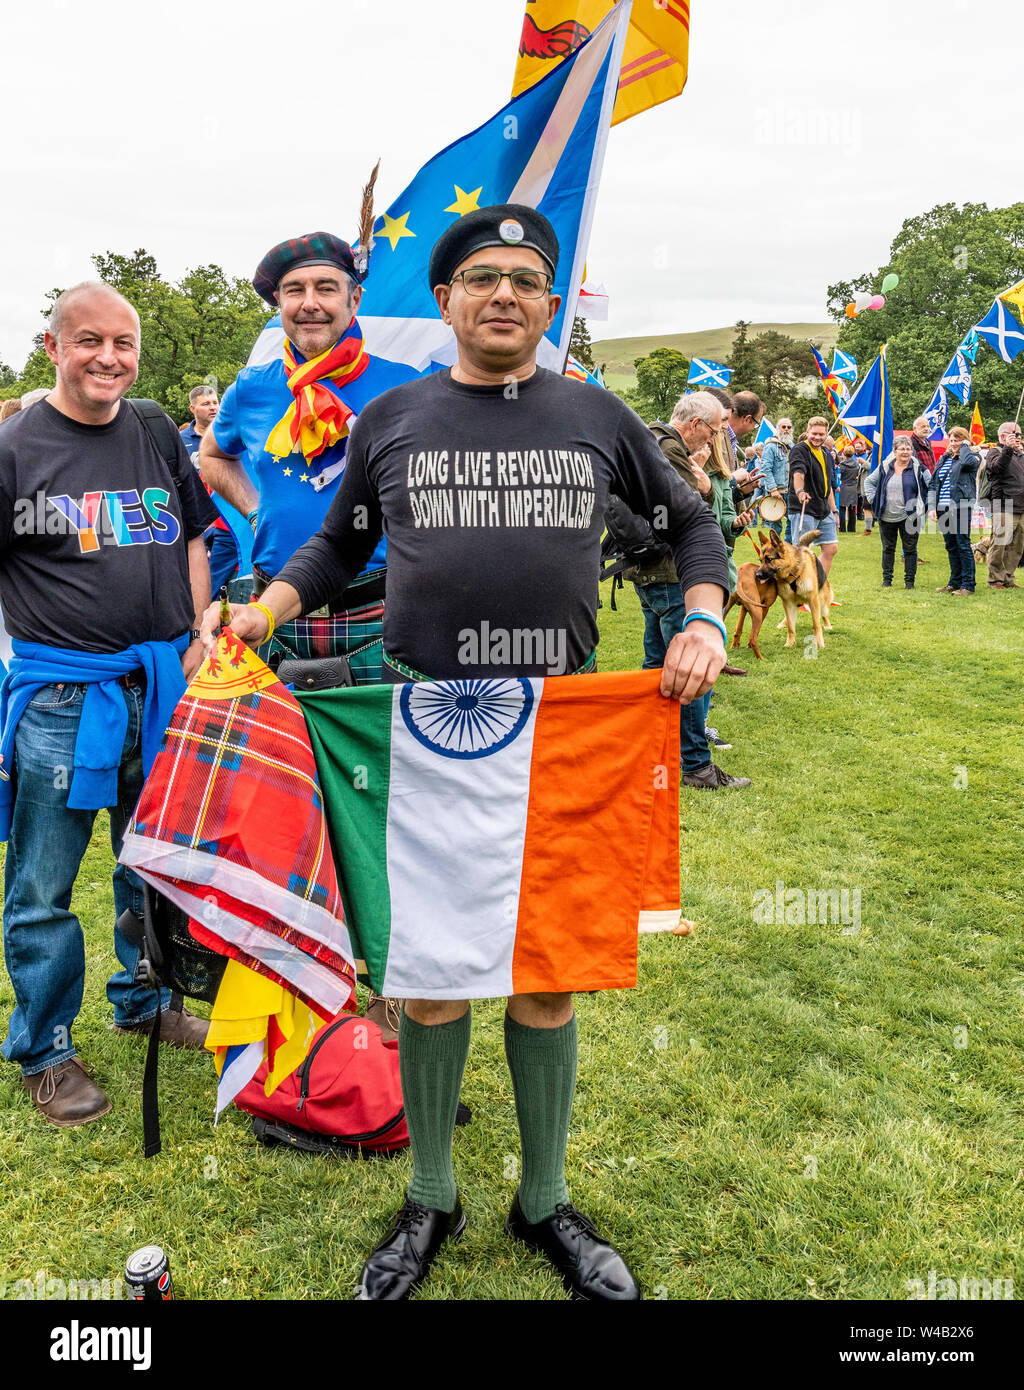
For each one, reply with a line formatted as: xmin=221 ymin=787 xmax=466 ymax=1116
xmin=450 ymin=266 xmax=552 ymax=299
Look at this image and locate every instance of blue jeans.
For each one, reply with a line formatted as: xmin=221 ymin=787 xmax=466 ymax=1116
xmin=938 ymin=504 xmax=975 ymax=591
xmin=633 ymin=582 xmax=712 ymax=772
xmin=207 ymin=527 xmax=240 ymax=596
xmin=1 ymin=680 xmax=169 ymax=1075
xmin=789 ymin=511 xmax=838 ymax=545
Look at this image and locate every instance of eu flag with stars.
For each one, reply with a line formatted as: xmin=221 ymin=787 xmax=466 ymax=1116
xmin=357 ymin=5 xmax=631 ymax=373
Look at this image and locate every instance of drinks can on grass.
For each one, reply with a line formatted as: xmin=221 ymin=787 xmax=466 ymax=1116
xmin=125 ymin=1245 xmax=174 ymax=1300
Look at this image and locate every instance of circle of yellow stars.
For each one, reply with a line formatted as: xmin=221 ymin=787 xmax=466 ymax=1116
xmin=373 ymin=184 xmax=484 ymax=253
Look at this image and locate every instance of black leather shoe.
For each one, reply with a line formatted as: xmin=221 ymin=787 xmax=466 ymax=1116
xmin=354 ymin=1196 xmax=466 ymax=1300
xmin=505 ymin=1195 xmax=641 ymax=1300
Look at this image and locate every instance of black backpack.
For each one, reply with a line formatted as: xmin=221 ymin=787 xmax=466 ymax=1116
xmin=600 ymin=495 xmax=671 ymax=609
xmin=117 ymin=884 xmax=227 ymax=1158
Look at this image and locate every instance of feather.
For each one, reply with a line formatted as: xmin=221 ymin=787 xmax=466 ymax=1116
xmin=354 ymin=160 xmax=380 ymax=278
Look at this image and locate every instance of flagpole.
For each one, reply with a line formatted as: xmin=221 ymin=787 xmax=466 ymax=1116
xmin=1015 ymin=381 xmax=1024 ymax=427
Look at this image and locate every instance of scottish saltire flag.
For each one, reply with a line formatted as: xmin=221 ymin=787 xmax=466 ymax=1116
xmin=975 ymin=297 xmax=1024 ymax=363
xmin=246 ymin=9 xmax=630 ymax=374
xmin=687 ymin=357 xmax=731 ymax=388
xmin=940 ymin=349 xmax=972 ymax=405
xmin=958 ymin=327 xmax=980 ymax=363
xmin=300 ymin=671 xmax=681 ymax=999
xmin=837 ymin=345 xmax=893 ymax=468
xmin=753 ymin=416 xmax=775 ymax=447
xmin=831 ymin=348 xmax=857 ymax=383
xmin=356 ymin=4 xmax=630 ymax=372
xmin=923 ymin=385 xmax=948 ymax=441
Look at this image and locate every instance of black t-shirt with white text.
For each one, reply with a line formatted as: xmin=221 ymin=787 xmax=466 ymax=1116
xmin=278 ymin=368 xmax=730 ymax=679
xmin=0 ymin=399 xmax=217 ymax=653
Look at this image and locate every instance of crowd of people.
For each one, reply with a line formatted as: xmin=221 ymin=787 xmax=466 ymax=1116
xmin=0 ymin=199 xmax=1020 ymax=1301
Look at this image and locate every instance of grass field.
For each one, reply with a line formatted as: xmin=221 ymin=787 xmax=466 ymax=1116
xmin=592 ymin=322 xmax=840 ymax=393
xmin=1 ymin=525 xmax=1022 ymax=1302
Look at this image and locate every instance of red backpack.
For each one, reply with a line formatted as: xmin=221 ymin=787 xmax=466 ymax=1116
xmin=234 ymin=1013 xmax=409 ymax=1156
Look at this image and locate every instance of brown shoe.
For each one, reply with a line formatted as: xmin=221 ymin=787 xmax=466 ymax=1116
xmin=115 ymin=1003 xmax=209 ymax=1050
xmin=936 ymin=585 xmax=954 ymax=592
xmin=22 ymin=1057 xmax=112 ymax=1128
xmin=951 ymin=588 xmax=975 ymax=596
xmin=682 ymin=763 xmax=752 ymax=791
xmin=365 ymin=992 xmax=403 ymax=1044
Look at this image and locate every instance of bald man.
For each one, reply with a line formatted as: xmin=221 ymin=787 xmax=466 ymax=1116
xmin=0 ymin=282 xmax=218 ymax=1128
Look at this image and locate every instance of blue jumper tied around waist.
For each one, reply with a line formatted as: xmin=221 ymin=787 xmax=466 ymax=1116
xmin=0 ymin=635 xmax=189 ymax=841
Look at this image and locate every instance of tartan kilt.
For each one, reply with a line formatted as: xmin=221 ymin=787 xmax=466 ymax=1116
xmin=228 ymin=571 xmax=385 ymax=686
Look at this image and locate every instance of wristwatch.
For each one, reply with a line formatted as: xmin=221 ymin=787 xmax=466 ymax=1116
xmin=190 ymin=629 xmax=201 ymax=641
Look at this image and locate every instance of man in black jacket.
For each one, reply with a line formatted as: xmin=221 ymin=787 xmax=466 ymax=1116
xmin=985 ymin=422 xmax=1024 ymax=588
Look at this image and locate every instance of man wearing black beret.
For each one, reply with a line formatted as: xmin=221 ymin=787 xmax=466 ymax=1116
xmin=206 ymin=204 xmax=731 ymax=1301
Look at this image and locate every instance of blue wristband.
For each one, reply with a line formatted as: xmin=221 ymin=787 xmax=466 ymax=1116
xmin=682 ymin=609 xmax=727 ymax=647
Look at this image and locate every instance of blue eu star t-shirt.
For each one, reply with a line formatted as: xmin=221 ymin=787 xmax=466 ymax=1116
xmin=213 ymin=349 xmax=421 ymax=577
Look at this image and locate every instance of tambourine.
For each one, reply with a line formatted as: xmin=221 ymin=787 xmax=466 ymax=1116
xmin=756 ymin=494 xmax=787 ymax=523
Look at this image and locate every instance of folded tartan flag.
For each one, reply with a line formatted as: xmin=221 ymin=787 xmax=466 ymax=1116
xmin=120 ymin=629 xmax=357 ymax=1019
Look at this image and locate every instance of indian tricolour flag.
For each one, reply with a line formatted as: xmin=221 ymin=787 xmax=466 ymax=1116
xmin=298 ymin=670 xmax=681 ymax=1000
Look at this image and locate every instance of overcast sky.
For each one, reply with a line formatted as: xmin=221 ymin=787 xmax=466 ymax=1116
xmin=1 ymin=0 xmax=1018 ymax=366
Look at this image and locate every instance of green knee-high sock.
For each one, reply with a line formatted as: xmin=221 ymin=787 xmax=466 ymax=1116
xmin=400 ymin=1009 xmax=471 ymax=1213
xmin=504 ymin=1012 xmax=577 ymax=1224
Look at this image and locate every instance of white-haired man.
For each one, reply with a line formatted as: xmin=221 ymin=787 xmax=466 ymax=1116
xmin=0 ymin=282 xmax=217 ymax=1127
xmin=623 ymin=391 xmax=753 ymax=791
xmin=985 ymin=421 xmax=1024 ymax=588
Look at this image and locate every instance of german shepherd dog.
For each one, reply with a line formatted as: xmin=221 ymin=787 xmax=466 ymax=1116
xmin=723 ymin=558 xmax=778 ymax=660
xmin=755 ymin=529 xmax=833 ymax=649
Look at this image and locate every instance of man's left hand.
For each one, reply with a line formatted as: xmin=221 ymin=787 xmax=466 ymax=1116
xmin=661 ymin=625 xmax=726 ymax=704
xmin=182 ymin=638 xmax=205 ymax=683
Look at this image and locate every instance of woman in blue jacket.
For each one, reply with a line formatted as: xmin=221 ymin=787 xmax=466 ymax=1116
xmin=927 ymin=426 xmax=980 ymax=595
xmin=868 ymin=437 xmax=930 ymax=587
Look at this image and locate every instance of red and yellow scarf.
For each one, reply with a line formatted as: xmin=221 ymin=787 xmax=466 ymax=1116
xmin=264 ymin=319 xmax=369 ymax=464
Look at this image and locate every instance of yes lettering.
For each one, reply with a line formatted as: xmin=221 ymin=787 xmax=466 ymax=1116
xmin=21 ymin=489 xmax=181 ymax=552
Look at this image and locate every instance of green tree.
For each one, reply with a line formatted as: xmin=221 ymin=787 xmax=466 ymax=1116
xmin=569 ymin=314 xmax=596 ymax=370
xmin=827 ymin=201 xmax=1024 ymax=429
xmin=726 ymin=319 xmax=758 ymax=391
xmin=13 ymin=249 xmax=269 ymax=419
xmin=622 ymin=346 xmax=690 ymax=422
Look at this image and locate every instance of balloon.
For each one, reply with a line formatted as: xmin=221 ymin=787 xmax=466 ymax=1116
xmin=881 ymin=272 xmax=900 ymax=293
xmin=845 ymin=303 xmax=858 ymax=318
xmin=854 ymin=291 xmax=873 ymax=312
xmin=868 ymin=294 xmax=885 ymax=310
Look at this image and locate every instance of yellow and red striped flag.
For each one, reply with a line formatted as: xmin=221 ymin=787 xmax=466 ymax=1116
xmin=513 ymin=0 xmax=690 ymax=126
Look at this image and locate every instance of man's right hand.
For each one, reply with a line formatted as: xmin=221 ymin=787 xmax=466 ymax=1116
xmin=199 ymin=601 xmax=269 ymax=656
xmin=798 ymin=490 xmax=811 ymax=504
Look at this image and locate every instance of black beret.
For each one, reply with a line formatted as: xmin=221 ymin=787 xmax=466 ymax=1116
xmin=428 ymin=204 xmax=559 ymax=291
xmin=253 ymin=232 xmax=363 ymax=305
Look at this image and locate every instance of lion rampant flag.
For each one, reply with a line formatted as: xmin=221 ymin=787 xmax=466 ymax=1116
xmin=970 ymin=402 xmax=986 ymax=446
xmin=513 ymin=0 xmax=690 ymax=126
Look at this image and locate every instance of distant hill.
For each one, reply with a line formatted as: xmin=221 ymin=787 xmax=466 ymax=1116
xmin=592 ymin=323 xmax=840 ymax=392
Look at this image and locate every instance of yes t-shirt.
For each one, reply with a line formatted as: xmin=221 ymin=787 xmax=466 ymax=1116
xmin=0 ymin=399 xmax=217 ymax=652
